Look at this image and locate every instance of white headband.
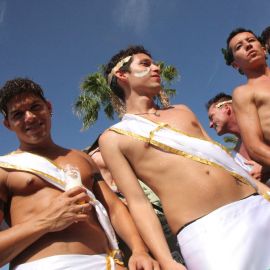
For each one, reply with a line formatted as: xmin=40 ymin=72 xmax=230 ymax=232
xmin=216 ymin=100 xmax=232 ymax=108
xmin=107 ymin=55 xmax=132 ymax=86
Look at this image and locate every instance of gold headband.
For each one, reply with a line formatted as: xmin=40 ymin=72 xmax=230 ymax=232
xmin=216 ymin=100 xmax=232 ymax=108
xmin=107 ymin=55 xmax=132 ymax=86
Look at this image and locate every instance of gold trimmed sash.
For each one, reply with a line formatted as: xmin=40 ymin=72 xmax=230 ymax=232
xmin=109 ymin=114 xmax=258 ymax=190
xmin=0 ymin=151 xmax=119 ymax=250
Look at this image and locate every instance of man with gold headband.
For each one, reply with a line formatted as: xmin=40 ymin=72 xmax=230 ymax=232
xmin=206 ymin=92 xmax=270 ymax=185
xmin=99 ymin=45 xmax=270 ymax=270
xmin=0 ymin=78 xmax=159 ymax=270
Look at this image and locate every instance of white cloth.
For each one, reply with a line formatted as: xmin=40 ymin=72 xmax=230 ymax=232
xmin=231 ymin=151 xmax=253 ymax=172
xmin=0 ymin=151 xmax=118 ymax=250
xmin=110 ymin=114 xmax=257 ymax=189
xmin=177 ymin=195 xmax=270 ymax=270
xmin=13 ymin=254 xmax=115 ymax=270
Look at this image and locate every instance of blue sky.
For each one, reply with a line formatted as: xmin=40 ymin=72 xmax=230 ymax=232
xmin=0 ymin=0 xmax=269 ymax=268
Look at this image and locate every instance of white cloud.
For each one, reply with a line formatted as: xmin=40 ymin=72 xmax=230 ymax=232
xmin=113 ymin=0 xmax=150 ymax=34
xmin=0 ymin=0 xmax=6 ymax=24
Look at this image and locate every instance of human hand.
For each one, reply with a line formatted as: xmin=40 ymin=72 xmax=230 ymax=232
xmin=128 ymin=251 xmax=160 ymax=270
xmin=245 ymin=160 xmax=263 ymax=181
xmin=38 ymin=186 xmax=92 ymax=232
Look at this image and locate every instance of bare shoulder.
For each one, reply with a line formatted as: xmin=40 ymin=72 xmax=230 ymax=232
xmin=232 ymin=84 xmax=253 ymax=103
xmin=171 ymin=104 xmax=198 ymax=118
xmin=99 ymin=129 xmax=122 ymax=149
xmin=232 ymin=84 xmax=254 ymax=110
xmin=70 ymin=149 xmax=98 ymax=173
xmin=172 ymin=104 xmax=192 ymax=111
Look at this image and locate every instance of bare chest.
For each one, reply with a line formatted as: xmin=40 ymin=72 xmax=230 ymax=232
xmin=7 ymin=171 xmax=50 ymax=196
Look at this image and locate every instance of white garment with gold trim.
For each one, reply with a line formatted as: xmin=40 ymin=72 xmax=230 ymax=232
xmin=109 ymin=114 xmax=257 ymax=189
xmin=177 ymin=195 xmax=270 ymax=270
xmin=13 ymin=254 xmax=115 ymax=270
xmin=0 ymin=151 xmax=118 ymax=250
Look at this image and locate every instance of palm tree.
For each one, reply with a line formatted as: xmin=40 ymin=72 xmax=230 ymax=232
xmin=223 ymin=135 xmax=238 ymax=151
xmin=74 ymin=62 xmax=180 ymax=130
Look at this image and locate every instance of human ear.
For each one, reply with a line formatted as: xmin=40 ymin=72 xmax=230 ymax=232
xmin=115 ymin=70 xmax=128 ymax=82
xmin=46 ymin=100 xmax=53 ymax=114
xmin=231 ymin=61 xmax=239 ymax=71
xmin=3 ymin=119 xmax=11 ymax=130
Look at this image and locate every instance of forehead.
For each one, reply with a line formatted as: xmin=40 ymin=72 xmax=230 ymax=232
xmin=131 ymin=53 xmax=152 ymax=62
xmin=208 ymin=104 xmax=218 ymax=115
xmin=229 ymin=32 xmax=257 ymax=48
xmin=6 ymin=93 xmax=45 ymax=112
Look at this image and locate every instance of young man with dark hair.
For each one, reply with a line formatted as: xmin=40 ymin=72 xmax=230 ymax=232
xmin=0 ymin=78 xmax=159 ymax=270
xmin=99 ymin=45 xmax=270 ymax=270
xmin=206 ymin=92 xmax=270 ymax=184
xmin=224 ymin=28 xmax=270 ymax=168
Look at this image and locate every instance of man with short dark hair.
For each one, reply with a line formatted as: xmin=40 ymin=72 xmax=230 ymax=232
xmin=206 ymin=92 xmax=270 ymax=184
xmin=223 ymin=28 xmax=270 ymax=169
xmin=0 ymin=78 xmax=158 ymax=270
xmin=99 ymin=45 xmax=270 ymax=269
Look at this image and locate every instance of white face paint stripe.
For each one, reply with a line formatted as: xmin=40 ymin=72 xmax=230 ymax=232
xmin=133 ymin=67 xmax=150 ymax=78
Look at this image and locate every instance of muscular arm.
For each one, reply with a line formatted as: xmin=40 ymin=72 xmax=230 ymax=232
xmin=100 ymin=132 xmax=185 ymax=270
xmin=233 ymin=86 xmax=270 ymax=166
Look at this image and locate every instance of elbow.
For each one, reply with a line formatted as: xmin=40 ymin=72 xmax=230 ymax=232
xmin=248 ymin=146 xmax=270 ymax=167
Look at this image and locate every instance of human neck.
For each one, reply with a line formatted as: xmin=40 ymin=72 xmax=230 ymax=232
xmin=245 ymin=64 xmax=270 ymax=79
xmin=18 ymin=139 xmax=61 ymax=156
xmin=125 ymin=96 xmax=159 ymax=116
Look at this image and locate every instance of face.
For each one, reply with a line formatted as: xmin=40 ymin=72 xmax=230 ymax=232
xmin=123 ymin=53 xmax=161 ymax=94
xmin=229 ymin=32 xmax=266 ymax=70
xmin=208 ymin=103 xmax=230 ymax=135
xmin=4 ymin=93 xmax=52 ymax=146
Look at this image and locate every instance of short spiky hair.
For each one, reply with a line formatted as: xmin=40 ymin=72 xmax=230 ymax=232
xmin=0 ymin=78 xmax=46 ymax=118
xmin=223 ymin=27 xmax=256 ymax=66
xmin=206 ymin=92 xmax=232 ymax=110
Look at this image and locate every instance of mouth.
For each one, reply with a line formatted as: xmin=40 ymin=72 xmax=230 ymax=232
xmin=247 ymin=50 xmax=257 ymax=57
xmin=25 ymin=122 xmax=43 ymax=132
xmin=151 ymin=74 xmax=161 ymax=81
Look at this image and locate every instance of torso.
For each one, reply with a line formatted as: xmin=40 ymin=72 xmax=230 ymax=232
xmin=248 ymin=76 xmax=270 ymax=143
xmin=108 ymin=105 xmax=255 ymax=233
xmin=0 ymin=149 xmax=109 ymax=265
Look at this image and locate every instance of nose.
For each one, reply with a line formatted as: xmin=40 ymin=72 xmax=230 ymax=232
xmin=152 ymin=62 xmax=160 ymax=72
xmin=209 ymin=121 xmax=214 ymax=128
xmin=24 ymin=111 xmax=36 ymax=122
xmin=244 ymin=41 xmax=253 ymax=50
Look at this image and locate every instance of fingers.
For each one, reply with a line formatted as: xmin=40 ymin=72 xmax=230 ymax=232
xmin=75 ymin=202 xmax=92 ymax=214
xmin=64 ymin=186 xmax=91 ymax=204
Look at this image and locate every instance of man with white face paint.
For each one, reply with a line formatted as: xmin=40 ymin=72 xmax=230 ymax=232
xmin=98 ymin=45 xmax=270 ymax=270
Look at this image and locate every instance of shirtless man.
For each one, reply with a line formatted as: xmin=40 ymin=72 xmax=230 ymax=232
xmin=88 ymin=140 xmax=184 ymax=264
xmin=99 ymin=45 xmax=270 ymax=270
xmin=224 ymin=28 xmax=270 ymax=168
xmin=0 ymin=78 xmax=159 ymax=270
xmin=206 ymin=92 xmax=270 ymax=183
